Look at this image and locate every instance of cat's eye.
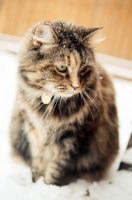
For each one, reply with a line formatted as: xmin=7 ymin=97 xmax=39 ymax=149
xmin=80 ymin=66 xmax=92 ymax=76
xmin=80 ymin=66 xmax=87 ymax=74
xmin=57 ymin=65 xmax=67 ymax=72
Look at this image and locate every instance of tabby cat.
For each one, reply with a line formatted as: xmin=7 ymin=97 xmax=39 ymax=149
xmin=10 ymin=21 xmax=119 ymax=186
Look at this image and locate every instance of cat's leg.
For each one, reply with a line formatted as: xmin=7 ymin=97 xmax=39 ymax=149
xmin=43 ymin=136 xmax=77 ymax=185
xmin=31 ymin=144 xmax=72 ymax=185
xmin=10 ymin=108 xmax=31 ymax=162
xmin=43 ymin=153 xmax=75 ymax=185
xmin=10 ymin=109 xmax=45 ymax=180
xmin=10 ymin=109 xmax=45 ymax=182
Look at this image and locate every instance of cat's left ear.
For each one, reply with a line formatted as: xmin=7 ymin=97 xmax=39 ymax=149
xmin=83 ymin=27 xmax=105 ymax=45
xmin=33 ymin=24 xmax=58 ymax=48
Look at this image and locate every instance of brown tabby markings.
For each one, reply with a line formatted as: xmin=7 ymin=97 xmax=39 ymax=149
xmin=10 ymin=21 xmax=119 ymax=186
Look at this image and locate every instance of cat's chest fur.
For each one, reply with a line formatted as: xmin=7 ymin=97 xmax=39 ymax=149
xmin=20 ymin=95 xmax=87 ymax=145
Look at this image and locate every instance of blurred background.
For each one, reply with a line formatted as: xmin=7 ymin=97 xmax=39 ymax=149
xmin=0 ymin=0 xmax=132 ymax=60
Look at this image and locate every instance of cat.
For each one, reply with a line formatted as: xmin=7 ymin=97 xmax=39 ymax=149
xmin=10 ymin=21 xmax=119 ymax=186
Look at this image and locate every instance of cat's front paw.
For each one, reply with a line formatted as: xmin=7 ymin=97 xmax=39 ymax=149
xmin=32 ymin=171 xmax=42 ymax=182
xmin=44 ymin=172 xmax=60 ymax=185
xmin=44 ymin=163 xmax=61 ymax=185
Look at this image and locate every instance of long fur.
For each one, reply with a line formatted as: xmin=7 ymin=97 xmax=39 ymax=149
xmin=10 ymin=21 xmax=119 ymax=186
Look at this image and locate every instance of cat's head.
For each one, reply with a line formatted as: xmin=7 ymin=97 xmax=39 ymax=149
xmin=19 ymin=21 xmax=103 ymax=102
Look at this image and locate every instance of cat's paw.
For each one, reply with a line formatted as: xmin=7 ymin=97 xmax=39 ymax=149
xmin=44 ymin=163 xmax=61 ymax=185
xmin=44 ymin=173 xmax=60 ymax=185
xmin=32 ymin=171 xmax=42 ymax=182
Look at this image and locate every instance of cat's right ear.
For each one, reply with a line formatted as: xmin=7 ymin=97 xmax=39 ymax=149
xmin=33 ymin=25 xmax=58 ymax=48
xmin=83 ymin=27 xmax=105 ymax=46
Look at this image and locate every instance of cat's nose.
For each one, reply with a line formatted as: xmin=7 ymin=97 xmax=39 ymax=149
xmin=71 ymin=84 xmax=80 ymax=90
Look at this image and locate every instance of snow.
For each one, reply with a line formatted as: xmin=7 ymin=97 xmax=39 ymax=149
xmin=0 ymin=49 xmax=132 ymax=200
xmin=122 ymin=148 xmax=132 ymax=165
xmin=0 ymin=159 xmax=132 ymax=200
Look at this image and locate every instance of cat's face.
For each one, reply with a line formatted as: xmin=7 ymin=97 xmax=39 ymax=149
xmin=19 ymin=21 xmax=101 ymax=100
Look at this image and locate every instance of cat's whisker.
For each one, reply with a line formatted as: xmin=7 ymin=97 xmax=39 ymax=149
xmin=17 ymin=92 xmax=45 ymax=112
xmin=41 ymin=97 xmax=56 ymax=121
xmin=33 ymin=100 xmax=43 ymax=110
xmin=45 ymin=98 xmax=56 ymax=120
xmin=59 ymin=97 xmax=62 ymax=117
xmin=80 ymin=92 xmax=94 ymax=124
xmin=87 ymin=88 xmax=113 ymax=102
xmin=86 ymin=88 xmax=107 ymax=107
xmin=47 ymin=98 xmax=58 ymax=122
xmin=16 ymin=96 xmax=40 ymax=108
xmin=41 ymin=96 xmax=58 ymax=122
xmin=83 ymin=91 xmax=102 ymax=117
xmin=35 ymin=101 xmax=44 ymax=113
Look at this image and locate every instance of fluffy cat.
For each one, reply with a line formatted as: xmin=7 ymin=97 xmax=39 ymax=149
xmin=10 ymin=21 xmax=119 ymax=186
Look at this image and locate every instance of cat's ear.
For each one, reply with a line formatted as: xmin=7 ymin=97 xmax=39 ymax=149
xmin=83 ymin=27 xmax=105 ymax=45
xmin=33 ymin=25 xmax=58 ymax=48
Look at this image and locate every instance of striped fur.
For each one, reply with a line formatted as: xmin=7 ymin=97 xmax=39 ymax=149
xmin=10 ymin=21 xmax=119 ymax=185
